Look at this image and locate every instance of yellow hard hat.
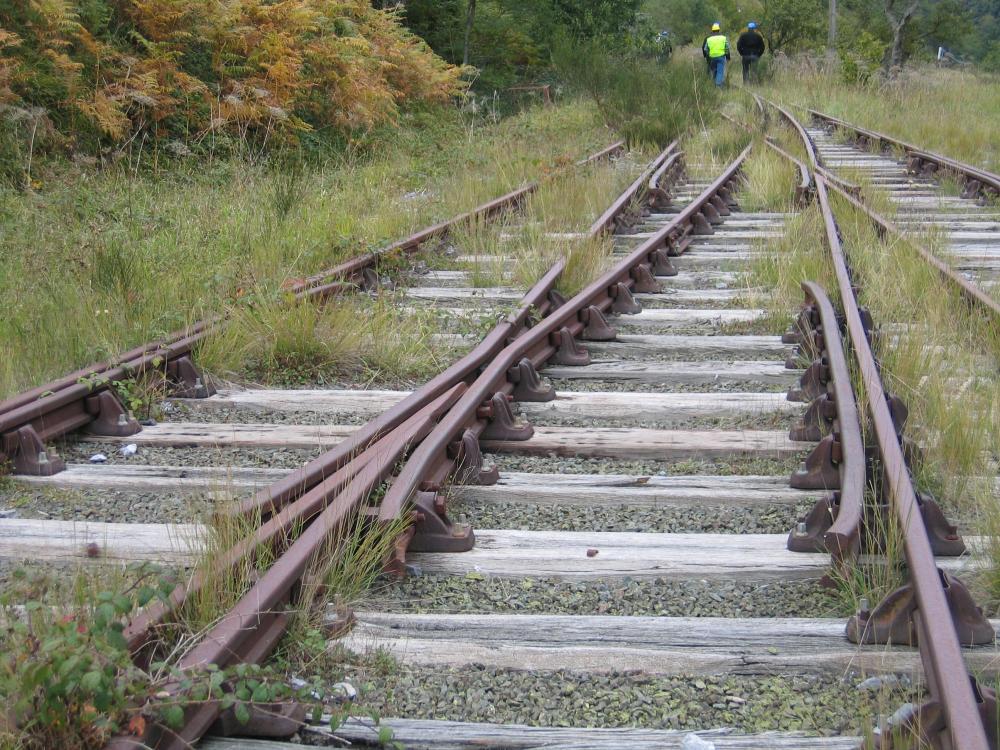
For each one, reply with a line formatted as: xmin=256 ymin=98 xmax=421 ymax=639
xmin=711 ymin=22 xmax=721 ymax=31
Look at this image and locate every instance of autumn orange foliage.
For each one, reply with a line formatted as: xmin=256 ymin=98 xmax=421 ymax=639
xmin=0 ymin=1 xmax=463 ymax=149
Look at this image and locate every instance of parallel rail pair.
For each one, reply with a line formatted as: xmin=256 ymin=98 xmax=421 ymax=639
xmin=772 ymin=104 xmax=998 ymax=749
xmin=104 ymin=138 xmax=730 ymax=748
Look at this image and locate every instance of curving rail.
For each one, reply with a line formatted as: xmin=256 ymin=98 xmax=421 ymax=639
xmin=0 ymin=142 xmax=625 ymax=479
xmin=813 ymin=174 xmax=995 ymax=750
xmin=808 ymin=109 xmax=1000 ymax=203
xmin=379 ymin=145 xmax=751 ymax=550
xmin=760 ymin=105 xmax=997 ymax=747
xmin=108 ymin=140 xmax=691 ymax=749
xmin=773 ymin=104 xmax=1000 ymax=323
xmin=785 ymin=282 xmax=864 ymax=567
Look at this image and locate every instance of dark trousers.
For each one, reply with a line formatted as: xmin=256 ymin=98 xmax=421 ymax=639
xmin=741 ymin=55 xmax=759 ymax=83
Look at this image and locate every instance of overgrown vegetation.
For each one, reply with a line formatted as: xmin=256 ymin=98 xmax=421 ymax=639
xmin=554 ymin=46 xmax=720 ymax=145
xmin=0 ymin=100 xmax=615 ymax=397
xmin=764 ymin=63 xmax=1000 ymax=172
xmin=0 ymin=1 xmax=462 ymax=180
xmin=398 ymin=0 xmax=654 ymax=92
xmin=646 ymin=0 xmax=1000 ymax=71
xmin=0 ymin=487 xmax=410 ymax=749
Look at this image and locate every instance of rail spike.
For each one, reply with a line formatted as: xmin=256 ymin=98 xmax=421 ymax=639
xmin=2 ymin=426 xmax=66 ymax=476
xmin=788 ymin=392 xmax=836 ymax=442
xmin=787 ymin=357 xmax=828 ymax=403
xmin=580 ymin=306 xmax=616 ymax=341
xmin=167 ymin=355 xmax=215 ymax=399
xmin=847 ymin=570 xmax=994 ymax=646
xmin=648 ymin=248 xmax=678 ymax=277
xmin=630 ymin=264 xmax=662 ymax=294
xmin=83 ymin=391 xmax=141 ymax=437
xmin=610 ymin=283 xmax=642 ymax=315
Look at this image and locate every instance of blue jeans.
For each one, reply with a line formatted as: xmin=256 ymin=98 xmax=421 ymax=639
xmin=709 ymin=57 xmax=726 ymax=86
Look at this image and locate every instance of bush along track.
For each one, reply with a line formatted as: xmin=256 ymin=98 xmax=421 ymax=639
xmin=3 ymin=116 xmax=1000 ymax=749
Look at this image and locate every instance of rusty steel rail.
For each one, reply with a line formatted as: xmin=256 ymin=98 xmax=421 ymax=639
xmin=785 ymin=282 xmax=864 ymax=567
xmin=291 ymin=141 xmax=627 ymax=298
xmin=808 ymin=109 xmax=1000 ymax=202
xmin=643 ymin=142 xmax=684 ymax=213
xmin=379 ymin=145 xmax=751 ymax=546
xmin=763 ymin=99 xmax=860 ymax=196
xmin=111 ymin=142 xmax=685 ymax=749
xmin=122 ymin=260 xmax=570 ymax=660
xmin=0 ymin=142 xmax=625 ymax=479
xmin=763 ymin=136 xmax=812 ymax=205
xmin=823 ymin=163 xmax=1000 ymax=323
xmin=591 ymin=140 xmax=679 ymax=234
xmin=779 ymin=104 xmax=1000 ymax=323
xmin=815 ymin=174 xmax=993 ymax=750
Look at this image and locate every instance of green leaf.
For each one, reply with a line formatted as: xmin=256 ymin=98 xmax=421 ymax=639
xmin=251 ymin=683 xmax=270 ymax=703
xmin=80 ymin=670 xmax=103 ymax=692
xmin=105 ymin=628 xmax=128 ymax=650
xmin=137 ymin=586 xmax=156 ymax=606
xmin=94 ymin=602 xmax=116 ymax=628
xmin=234 ymin=702 xmax=250 ymax=725
xmin=162 ymin=704 xmax=185 ymax=729
xmin=378 ymin=726 xmax=394 ymax=744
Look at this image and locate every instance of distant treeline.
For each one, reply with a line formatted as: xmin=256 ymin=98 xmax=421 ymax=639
xmin=398 ymin=0 xmax=1000 ymax=86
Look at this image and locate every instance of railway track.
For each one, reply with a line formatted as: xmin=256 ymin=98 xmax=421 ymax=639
xmin=2 ymin=111 xmax=999 ymax=750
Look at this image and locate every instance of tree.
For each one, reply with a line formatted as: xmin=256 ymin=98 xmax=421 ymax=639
xmin=883 ymin=0 xmax=920 ymax=69
xmin=463 ymin=0 xmax=476 ymax=65
xmin=761 ymin=0 xmax=824 ymax=52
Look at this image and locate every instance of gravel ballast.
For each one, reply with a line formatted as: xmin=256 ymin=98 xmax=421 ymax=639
xmin=0 ymin=485 xmax=214 ymax=524
xmin=447 ymin=498 xmax=809 ymax=535
xmin=489 ymin=453 xmax=805 ymax=477
xmin=369 ymin=574 xmax=843 ymax=619
xmin=57 ymin=441 xmax=323 ymax=470
xmin=343 ymin=665 xmax=916 ymax=736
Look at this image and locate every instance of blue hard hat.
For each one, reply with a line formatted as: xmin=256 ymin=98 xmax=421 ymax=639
xmin=748 ymin=21 xmax=758 ymax=28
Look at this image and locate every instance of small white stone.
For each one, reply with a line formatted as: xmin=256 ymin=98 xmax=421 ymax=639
xmin=119 ymin=444 xmax=138 ymax=456
xmin=331 ymin=682 xmax=357 ymax=703
xmin=89 ymin=453 xmax=108 ymax=463
xmin=681 ymin=734 xmax=716 ymax=750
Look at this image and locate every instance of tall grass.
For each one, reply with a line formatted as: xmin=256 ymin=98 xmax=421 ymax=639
xmin=0 ymin=101 xmax=613 ymax=398
xmin=454 ymin=150 xmax=647 ymax=296
xmin=554 ymin=43 xmax=720 ymax=146
xmin=196 ymin=295 xmax=451 ymax=387
xmin=831 ymin=194 xmax=1000 ymax=608
xmin=739 ymin=147 xmax=799 ymax=212
xmin=762 ymin=61 xmax=1000 ymax=172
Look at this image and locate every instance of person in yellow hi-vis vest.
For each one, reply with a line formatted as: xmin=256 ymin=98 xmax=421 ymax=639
xmin=701 ymin=22 xmax=730 ymax=88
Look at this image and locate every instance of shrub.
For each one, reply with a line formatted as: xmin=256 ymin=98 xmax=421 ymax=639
xmin=0 ymin=1 xmax=463 ymax=159
xmin=553 ymin=41 xmax=719 ymax=145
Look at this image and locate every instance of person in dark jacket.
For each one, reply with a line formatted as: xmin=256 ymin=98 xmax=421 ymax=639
xmin=737 ymin=22 xmax=766 ymax=83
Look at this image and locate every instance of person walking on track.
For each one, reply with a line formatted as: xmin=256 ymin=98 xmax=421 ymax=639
xmin=737 ymin=22 xmax=766 ymax=84
xmin=702 ymin=22 xmax=730 ymax=88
